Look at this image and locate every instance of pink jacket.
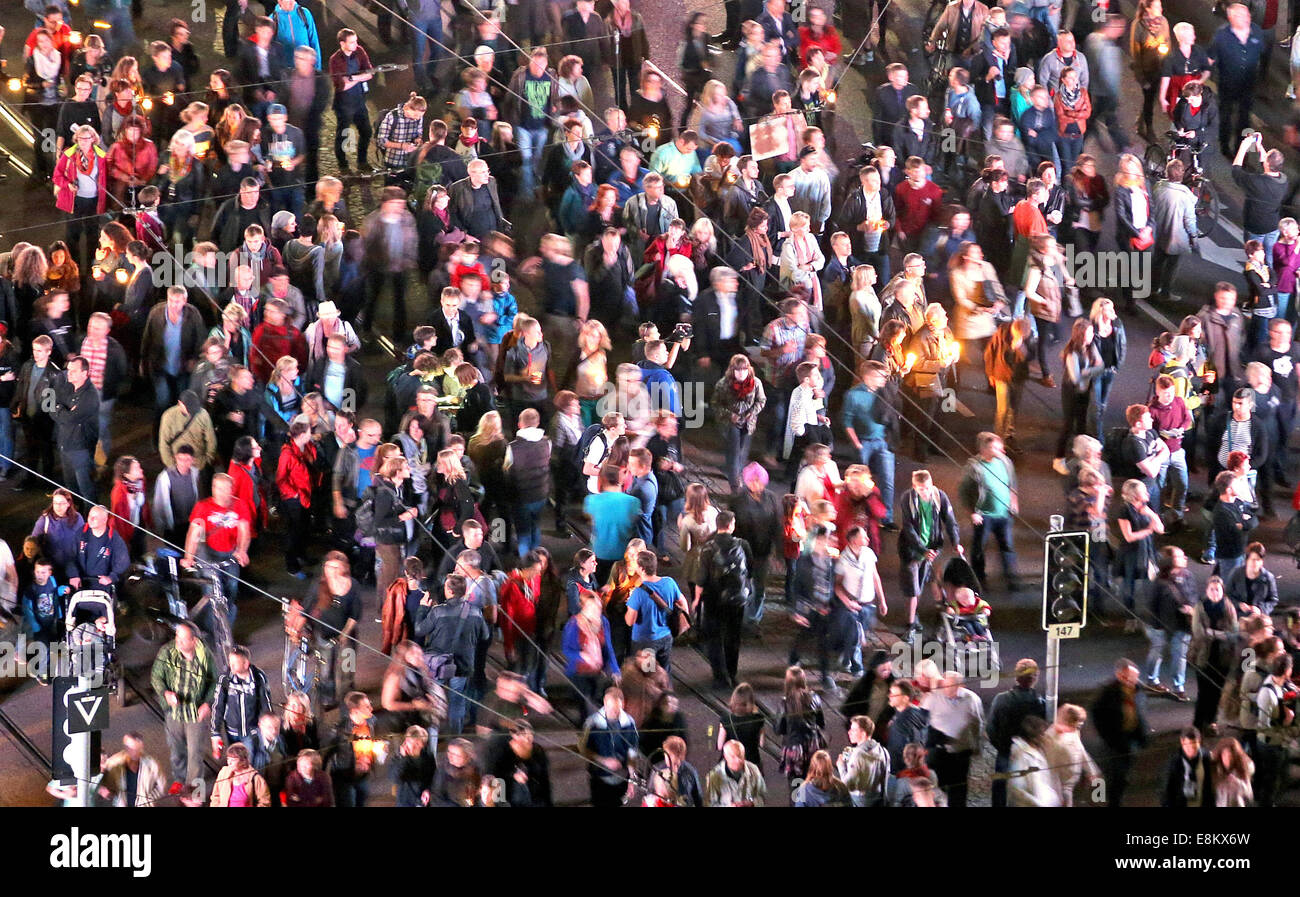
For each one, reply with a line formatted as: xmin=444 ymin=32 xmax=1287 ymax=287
xmin=52 ymin=145 xmax=109 ymax=215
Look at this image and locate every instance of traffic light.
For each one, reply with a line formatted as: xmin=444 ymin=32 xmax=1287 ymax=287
xmin=1042 ymin=531 xmax=1089 ymax=632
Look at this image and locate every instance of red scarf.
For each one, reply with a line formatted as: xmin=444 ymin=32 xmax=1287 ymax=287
xmin=729 ymin=372 xmax=757 ymax=400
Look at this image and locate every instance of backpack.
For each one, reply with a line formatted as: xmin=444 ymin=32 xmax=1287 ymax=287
xmin=1102 ymin=425 xmax=1138 ymax=480
xmin=572 ymin=423 xmax=607 ymax=487
xmin=353 ymin=483 xmax=376 ymax=547
xmin=709 ymin=538 xmax=751 ymax=607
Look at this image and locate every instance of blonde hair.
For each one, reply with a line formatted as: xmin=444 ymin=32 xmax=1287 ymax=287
xmin=469 ymin=410 xmax=504 ymax=446
xmin=314 ymin=176 xmax=344 ymax=206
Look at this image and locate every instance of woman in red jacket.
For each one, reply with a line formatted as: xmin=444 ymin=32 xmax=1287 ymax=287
xmin=276 ymin=420 xmax=317 ymax=580
xmin=105 ymin=115 xmax=159 ymax=208
xmin=499 ymin=550 xmax=546 ymax=694
xmin=227 ymin=435 xmax=268 ymax=537
xmin=108 ymin=455 xmax=151 ymax=556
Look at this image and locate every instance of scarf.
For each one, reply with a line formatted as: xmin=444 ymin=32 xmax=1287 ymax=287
xmin=612 ymin=7 xmax=634 ymax=36
xmin=76 ymin=148 xmax=98 ymax=177
xmin=33 ymin=49 xmax=62 ymax=85
xmin=113 ymin=98 xmax=135 ymax=117
xmin=792 ymin=234 xmax=822 ymax=307
xmin=729 ymin=372 xmax=757 ymax=400
xmin=1059 ymin=82 xmax=1081 ymax=108
xmin=168 ymin=151 xmax=193 ymax=184
xmin=747 ymin=229 xmax=771 ymax=273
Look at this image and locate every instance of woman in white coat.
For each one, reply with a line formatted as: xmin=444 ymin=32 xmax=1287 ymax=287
xmin=1008 ymin=716 xmax=1065 ymax=806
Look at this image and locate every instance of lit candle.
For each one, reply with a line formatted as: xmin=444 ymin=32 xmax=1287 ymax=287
xmin=162 ymin=91 xmax=174 ymax=105
xmin=141 ymin=97 xmax=153 ymax=112
xmin=825 ymin=89 xmax=837 ymax=105
xmin=91 ymin=265 xmax=104 ymax=281
xmin=114 ymin=268 xmax=129 ymax=284
xmin=69 ymin=31 xmax=82 ymax=45
xmin=6 ymin=78 xmax=21 ymax=93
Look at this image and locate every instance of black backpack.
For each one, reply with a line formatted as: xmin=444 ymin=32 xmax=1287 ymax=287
xmin=573 ymin=423 xmax=607 ymax=487
xmin=1102 ymin=426 xmax=1138 ymax=480
xmin=709 ymin=537 xmax=751 ymax=607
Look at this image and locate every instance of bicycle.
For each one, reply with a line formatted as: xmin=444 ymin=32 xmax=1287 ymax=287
xmin=1143 ymin=130 xmax=1220 ymax=237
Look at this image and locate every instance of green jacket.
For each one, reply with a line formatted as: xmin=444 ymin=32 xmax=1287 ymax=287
xmin=150 ymin=639 xmax=218 ymax=722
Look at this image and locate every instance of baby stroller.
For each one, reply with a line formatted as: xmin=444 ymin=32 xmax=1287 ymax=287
xmin=64 ymin=590 xmax=126 ymax=706
xmin=936 ymin=556 xmax=1000 ymax=676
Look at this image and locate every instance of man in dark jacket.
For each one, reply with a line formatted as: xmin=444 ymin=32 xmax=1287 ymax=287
xmin=1090 ymin=657 xmax=1150 ymax=807
xmin=1197 ymin=284 xmax=1246 ymax=395
xmin=211 ymin=645 xmax=273 ymax=755
xmin=210 ymin=179 xmax=274 ymax=253
xmin=729 ymin=469 xmax=783 ymax=625
xmin=986 ymin=657 xmax=1046 ymax=807
xmin=1161 ymin=725 xmax=1212 ymax=808
xmin=306 ymin=334 xmax=369 ymax=415
xmin=414 ymin=574 xmax=492 ymax=735
xmin=11 ymin=335 xmax=59 ymax=487
xmin=789 ymin=526 xmax=838 ymax=694
xmin=448 ymin=160 xmax=507 ymax=241
xmin=53 ymin=355 xmax=100 ymax=501
xmin=897 ymin=469 xmax=962 ymax=633
xmin=71 ymin=504 xmax=130 ymax=590
xmin=504 ymin=409 xmax=552 ymax=558
xmin=834 ymin=165 xmax=897 ymax=280
xmin=884 ymin=679 xmax=931 ymax=772
xmin=696 ymin=511 xmax=754 ymax=689
xmin=693 ymin=267 xmax=746 ymax=371
xmin=329 ymin=691 xmax=379 ymax=807
xmin=873 ymin=63 xmax=922 ymax=148
xmin=140 ymin=287 xmax=207 ymax=428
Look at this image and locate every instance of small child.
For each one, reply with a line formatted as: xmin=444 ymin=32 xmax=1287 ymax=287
xmin=803 ymin=498 xmax=837 ymax=554
xmin=135 ymin=185 xmax=166 ymax=255
xmin=450 ymin=240 xmax=488 ymax=292
xmin=782 ymin=493 xmax=809 ymax=606
xmin=943 ymin=586 xmax=992 ymax=639
xmin=20 ymin=558 xmax=64 ymax=651
xmin=480 ymin=273 xmax=518 ymax=377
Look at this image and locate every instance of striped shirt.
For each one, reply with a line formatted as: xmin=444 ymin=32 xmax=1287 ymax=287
xmin=80 ymin=336 xmax=107 ymax=391
xmin=1217 ymin=417 xmax=1252 ymax=468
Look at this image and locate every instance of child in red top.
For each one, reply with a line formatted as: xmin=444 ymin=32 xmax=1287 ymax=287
xmin=449 ymin=240 xmax=488 ymax=292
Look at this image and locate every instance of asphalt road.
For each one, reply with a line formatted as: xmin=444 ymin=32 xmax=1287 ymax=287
xmin=1 ymin=0 xmax=1299 ymax=807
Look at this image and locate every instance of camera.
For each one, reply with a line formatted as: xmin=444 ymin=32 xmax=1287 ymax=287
xmin=670 ymin=323 xmax=693 ymax=342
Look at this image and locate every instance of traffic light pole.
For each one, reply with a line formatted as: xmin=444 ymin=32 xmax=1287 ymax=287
xmin=1045 ymin=631 xmax=1060 ymax=721
xmin=68 ymin=673 xmax=93 ymax=808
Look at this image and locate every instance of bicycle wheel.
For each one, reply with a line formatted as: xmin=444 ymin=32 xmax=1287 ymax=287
xmin=1143 ymin=143 xmax=1167 ymax=182
xmin=1194 ymin=176 xmax=1220 ymax=236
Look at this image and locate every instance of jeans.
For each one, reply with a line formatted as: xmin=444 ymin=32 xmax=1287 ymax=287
xmin=198 ymin=549 xmax=241 ymax=624
xmin=153 ymin=372 xmax=187 ymax=423
xmin=847 ymin=603 xmax=878 ymax=673
xmin=1159 ymin=447 xmax=1188 ymax=513
xmin=516 ymin=125 xmax=549 ymax=197
xmin=1278 ymin=292 xmax=1292 ymax=328
xmin=411 ymin=17 xmax=446 ymax=89
xmin=765 ymin=383 xmax=792 ymax=457
xmin=1056 ymin=135 xmax=1082 ymax=178
xmin=0 ymin=412 xmax=12 ymax=474
xmin=513 ymin=498 xmax=546 ymax=557
xmin=970 ymin=515 xmax=1017 ymax=588
xmin=61 ymin=449 xmax=96 ymax=503
xmin=96 ymin=397 xmax=115 ymax=463
xmin=723 ymin=425 xmax=753 ymax=490
xmin=1144 ymin=627 xmax=1191 ymax=691
xmin=858 ymin=438 xmax=895 ymax=522
xmin=1093 ymin=370 xmax=1116 ymax=440
xmin=632 ymin=634 xmax=674 ymax=678
xmin=1246 ymin=230 xmax=1280 ymax=266
xmin=746 ymin=553 xmax=770 ymax=625
xmin=445 ymin=674 xmax=470 ymax=734
xmin=333 ymin=777 xmax=370 ymax=808
xmin=653 ymin=497 xmax=683 ymax=554
xmin=164 ymin=717 xmax=208 ymax=787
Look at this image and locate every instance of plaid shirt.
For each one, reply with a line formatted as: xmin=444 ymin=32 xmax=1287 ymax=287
xmin=80 ymin=336 xmax=107 ymax=391
xmin=760 ymin=316 xmax=807 ymax=384
xmin=376 ymin=107 xmax=424 ymax=170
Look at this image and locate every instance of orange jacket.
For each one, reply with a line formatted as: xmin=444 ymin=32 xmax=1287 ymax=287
xmin=1054 ymin=89 xmax=1092 ymax=136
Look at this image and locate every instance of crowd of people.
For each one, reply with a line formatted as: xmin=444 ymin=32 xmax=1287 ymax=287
xmin=3 ymin=0 xmax=1300 ymax=807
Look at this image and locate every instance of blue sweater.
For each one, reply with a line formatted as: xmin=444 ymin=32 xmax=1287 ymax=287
xmin=33 ymin=513 xmax=85 ymax=580
xmin=841 ymin=384 xmax=886 ymax=441
xmin=583 ymin=492 xmax=640 ymax=560
xmin=270 ymin=3 xmax=322 ymax=70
